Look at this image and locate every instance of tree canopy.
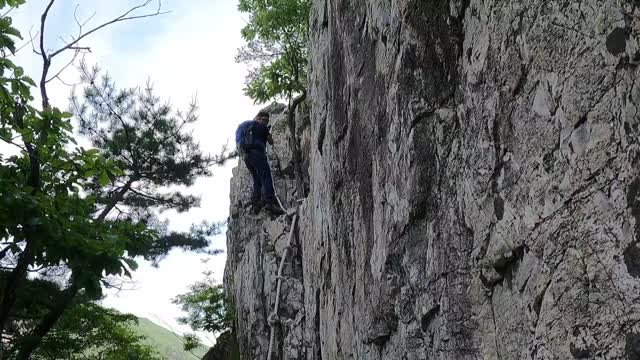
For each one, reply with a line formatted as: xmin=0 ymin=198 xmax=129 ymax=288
xmin=173 ymin=282 xmax=233 ymax=335
xmin=34 ymin=300 xmax=163 ymax=360
xmin=0 ymin=1 xmax=221 ymax=358
xmin=236 ymin=0 xmax=311 ymax=103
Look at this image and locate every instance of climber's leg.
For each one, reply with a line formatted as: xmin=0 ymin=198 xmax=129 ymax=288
xmin=251 ymin=151 xmax=284 ymax=215
xmin=244 ymin=152 xmax=262 ymax=205
xmin=254 ymin=151 xmax=275 ymax=202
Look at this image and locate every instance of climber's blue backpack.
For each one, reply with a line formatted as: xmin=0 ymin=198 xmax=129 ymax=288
xmin=236 ymin=120 xmax=256 ymax=152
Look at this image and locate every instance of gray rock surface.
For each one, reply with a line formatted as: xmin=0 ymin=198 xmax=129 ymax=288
xmin=224 ymin=1 xmax=640 ymax=359
xmin=201 ymin=330 xmax=240 ymax=360
xmin=224 ymin=106 xmax=308 ymax=360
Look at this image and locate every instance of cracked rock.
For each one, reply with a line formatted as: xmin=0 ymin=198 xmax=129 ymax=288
xmin=223 ymin=1 xmax=640 ymax=359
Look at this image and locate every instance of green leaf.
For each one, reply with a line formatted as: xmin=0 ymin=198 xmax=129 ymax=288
xmin=122 ymin=257 xmax=138 ymax=271
xmin=8 ymin=0 xmax=26 ymax=7
xmin=22 ymin=75 xmax=35 ymax=86
xmin=22 ymin=131 xmax=33 ymax=142
xmin=3 ymin=25 xmax=21 ymax=39
xmin=85 ymin=148 xmax=100 ymax=156
xmin=0 ymin=34 xmax=16 ymax=54
xmin=111 ymin=166 xmax=124 ymax=176
xmin=98 ymin=170 xmax=109 ymax=186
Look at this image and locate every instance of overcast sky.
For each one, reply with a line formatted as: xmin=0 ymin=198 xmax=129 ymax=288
xmin=9 ymin=0 xmax=263 ymax=345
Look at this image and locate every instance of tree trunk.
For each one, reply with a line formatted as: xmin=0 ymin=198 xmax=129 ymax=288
xmin=0 ymin=236 xmax=37 ymax=353
xmin=0 ymin=3 xmax=57 ymax=350
xmin=13 ymin=279 xmax=80 ymax=360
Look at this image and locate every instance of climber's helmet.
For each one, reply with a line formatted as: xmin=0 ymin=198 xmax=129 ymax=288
xmin=255 ymin=111 xmax=270 ymax=125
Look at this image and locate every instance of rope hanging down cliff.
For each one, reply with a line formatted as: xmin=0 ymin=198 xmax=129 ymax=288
xmin=266 ymin=212 xmax=298 ymax=360
xmin=266 ymin=147 xmax=288 ymax=213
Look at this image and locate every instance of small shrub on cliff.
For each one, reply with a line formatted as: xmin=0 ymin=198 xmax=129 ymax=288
xmin=173 ymin=282 xmax=234 ymax=335
xmin=236 ymin=0 xmax=310 ymax=103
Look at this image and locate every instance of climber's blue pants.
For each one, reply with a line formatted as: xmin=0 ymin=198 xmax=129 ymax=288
xmin=244 ymin=149 xmax=276 ymax=203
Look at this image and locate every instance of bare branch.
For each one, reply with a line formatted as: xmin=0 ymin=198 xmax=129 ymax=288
xmin=0 ymin=137 xmax=29 ymax=154
xmin=0 ymin=245 xmax=14 ymax=263
xmin=45 ymin=50 xmax=84 ymax=84
xmin=8 ymin=129 xmax=35 ymax=142
xmin=96 ymin=178 xmax=136 ymax=222
xmin=7 ymin=27 xmax=38 ymax=57
xmin=48 ymin=0 xmax=170 ymax=60
xmin=13 ymin=40 xmax=35 ymax=57
xmin=1 ymin=6 xmax=15 ymax=18
xmin=39 ymin=0 xmax=57 ymax=109
xmin=27 ymin=28 xmax=41 ymax=56
xmin=38 ymin=1 xmax=167 ymax=107
xmin=128 ymin=188 xmax=166 ymax=203
xmin=71 ymin=4 xmax=95 ymax=48
xmin=75 ymin=5 xmax=97 ymax=29
xmin=102 ymin=276 xmax=140 ymax=293
xmin=114 ymin=205 xmax=129 ymax=221
xmin=50 ymin=74 xmax=81 ymax=87
xmin=39 ymin=0 xmax=55 ymax=64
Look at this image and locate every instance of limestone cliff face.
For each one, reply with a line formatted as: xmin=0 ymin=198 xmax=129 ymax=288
xmin=224 ymin=1 xmax=640 ymax=359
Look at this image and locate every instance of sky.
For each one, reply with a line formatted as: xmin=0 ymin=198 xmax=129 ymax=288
xmin=8 ymin=0 xmax=264 ymax=346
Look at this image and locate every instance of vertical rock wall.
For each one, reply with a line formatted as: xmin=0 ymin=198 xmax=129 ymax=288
xmin=224 ymin=1 xmax=640 ymax=359
xmin=224 ymin=106 xmax=309 ymax=360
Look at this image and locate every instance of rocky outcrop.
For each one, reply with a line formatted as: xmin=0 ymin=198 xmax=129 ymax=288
xmin=225 ymin=1 xmax=640 ymax=359
xmin=224 ymin=105 xmax=309 ymax=360
xmin=201 ymin=330 xmax=240 ymax=360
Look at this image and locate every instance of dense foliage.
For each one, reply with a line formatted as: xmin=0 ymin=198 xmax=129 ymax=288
xmin=236 ymin=0 xmax=310 ymax=103
xmin=35 ymin=302 xmax=163 ymax=360
xmin=173 ymin=277 xmax=234 ymax=353
xmin=0 ymin=1 xmax=219 ymax=358
xmin=174 ymin=282 xmax=233 ymax=335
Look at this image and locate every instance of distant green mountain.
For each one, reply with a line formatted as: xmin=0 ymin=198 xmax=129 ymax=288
xmin=131 ymin=318 xmax=209 ymax=360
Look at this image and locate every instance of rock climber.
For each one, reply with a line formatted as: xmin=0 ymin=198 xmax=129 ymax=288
xmin=236 ymin=111 xmax=285 ymax=215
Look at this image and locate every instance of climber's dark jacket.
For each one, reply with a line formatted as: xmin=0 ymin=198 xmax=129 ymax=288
xmin=235 ymin=120 xmax=275 ymax=203
xmin=235 ymin=120 xmax=271 ymax=152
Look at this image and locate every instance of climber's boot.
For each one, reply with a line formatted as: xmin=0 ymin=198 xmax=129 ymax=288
xmin=264 ymin=201 xmax=285 ymax=216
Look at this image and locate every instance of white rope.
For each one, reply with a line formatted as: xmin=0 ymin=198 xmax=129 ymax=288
xmin=266 ymin=147 xmax=288 ymax=213
xmin=275 ymin=194 xmax=287 ymax=214
xmin=266 ymin=213 xmax=298 ymax=360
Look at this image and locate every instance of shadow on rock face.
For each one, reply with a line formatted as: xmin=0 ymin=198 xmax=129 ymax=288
xmin=626 ymin=333 xmax=640 ymax=360
xmin=624 ymin=243 xmax=640 ymax=278
xmin=606 ymin=27 xmax=627 ymax=56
